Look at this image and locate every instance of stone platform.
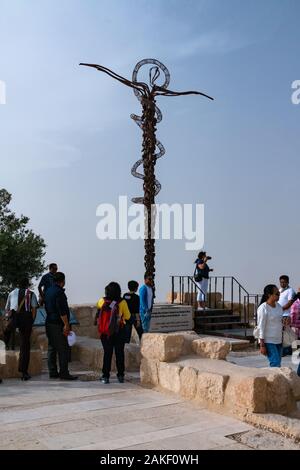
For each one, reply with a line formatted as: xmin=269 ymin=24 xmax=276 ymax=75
xmin=140 ymin=332 xmax=300 ymax=420
xmin=1 ymin=361 xmax=300 ymax=450
xmin=0 ymin=350 xmax=42 ymax=378
xmin=0 ymin=361 xmax=263 ymax=450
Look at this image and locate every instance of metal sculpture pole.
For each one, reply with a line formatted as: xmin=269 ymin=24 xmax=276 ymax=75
xmin=80 ymin=59 xmax=213 ymax=292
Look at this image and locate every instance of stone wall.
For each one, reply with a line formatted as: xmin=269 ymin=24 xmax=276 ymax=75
xmin=72 ymin=336 xmax=141 ymax=372
xmin=0 ymin=350 xmax=42 ymax=378
xmin=70 ymin=304 xmax=99 ymax=338
xmin=140 ymin=332 xmax=300 ymax=420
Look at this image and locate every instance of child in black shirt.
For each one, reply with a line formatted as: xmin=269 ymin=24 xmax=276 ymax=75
xmin=123 ymin=280 xmax=143 ymax=340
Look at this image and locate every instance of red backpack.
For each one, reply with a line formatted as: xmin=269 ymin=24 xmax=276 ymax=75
xmin=97 ymin=299 xmax=123 ymax=337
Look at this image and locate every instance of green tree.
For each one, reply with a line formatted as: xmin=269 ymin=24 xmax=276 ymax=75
xmin=0 ymin=189 xmax=46 ymax=299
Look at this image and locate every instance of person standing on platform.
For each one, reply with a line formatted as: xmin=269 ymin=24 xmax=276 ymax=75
xmin=96 ymin=282 xmax=131 ymax=384
xmin=291 ymin=288 xmax=300 ymax=338
xmin=5 ymin=278 xmax=38 ymax=380
xmin=257 ymin=284 xmax=283 ymax=368
xmin=194 ymin=251 xmax=213 ymax=310
xmin=38 ymin=263 xmax=58 ymax=306
xmin=44 ymin=272 xmax=78 ymax=381
xmin=139 ymin=274 xmax=154 ymax=333
xmin=278 ymin=275 xmax=296 ymax=316
xmin=123 ymin=280 xmax=143 ymax=341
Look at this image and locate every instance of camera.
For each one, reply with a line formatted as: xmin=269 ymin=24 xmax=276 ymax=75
xmin=206 ymin=256 xmax=212 ymax=261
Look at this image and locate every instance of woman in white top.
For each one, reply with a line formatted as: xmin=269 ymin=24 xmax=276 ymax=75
xmin=257 ymin=284 xmax=283 ymax=367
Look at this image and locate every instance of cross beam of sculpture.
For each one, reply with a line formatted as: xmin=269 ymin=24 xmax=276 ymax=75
xmin=80 ymin=59 xmax=213 ymax=293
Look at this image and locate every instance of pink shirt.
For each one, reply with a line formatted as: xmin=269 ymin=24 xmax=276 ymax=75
xmin=291 ymin=299 xmax=300 ymax=329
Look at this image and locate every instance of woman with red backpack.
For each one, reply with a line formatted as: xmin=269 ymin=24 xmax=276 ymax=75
xmin=95 ymin=282 xmax=131 ymax=384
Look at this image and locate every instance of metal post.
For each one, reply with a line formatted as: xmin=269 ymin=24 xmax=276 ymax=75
xmin=222 ymin=277 xmax=225 ymax=309
xmin=171 ymin=276 xmax=174 ymax=304
xmin=214 ymin=277 xmax=217 ymax=308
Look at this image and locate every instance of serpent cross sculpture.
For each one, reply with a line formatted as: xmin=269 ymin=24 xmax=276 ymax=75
xmin=80 ymin=59 xmax=213 ymax=293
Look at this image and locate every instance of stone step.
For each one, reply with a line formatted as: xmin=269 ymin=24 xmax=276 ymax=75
xmin=196 ymin=333 xmax=250 ymax=350
xmin=196 ymin=321 xmax=247 ymax=329
xmin=201 ymin=328 xmax=254 ymax=341
xmin=194 ymin=309 xmax=233 ymax=317
xmin=194 ymin=315 xmax=241 ymax=323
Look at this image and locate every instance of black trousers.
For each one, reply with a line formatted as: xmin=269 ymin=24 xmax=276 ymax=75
xmin=101 ymin=334 xmax=125 ymax=378
xmin=134 ymin=322 xmax=143 ymax=340
xmin=46 ymin=323 xmax=69 ymax=377
xmin=18 ymin=312 xmax=33 ymax=374
xmin=3 ymin=313 xmax=17 ymax=350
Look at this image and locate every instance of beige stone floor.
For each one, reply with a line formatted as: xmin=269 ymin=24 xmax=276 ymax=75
xmin=1 ymin=360 xmax=300 ymax=450
xmin=0 ymin=359 xmax=256 ymax=450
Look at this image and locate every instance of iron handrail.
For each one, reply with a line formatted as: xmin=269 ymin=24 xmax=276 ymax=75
xmin=170 ymin=275 xmax=254 ymax=337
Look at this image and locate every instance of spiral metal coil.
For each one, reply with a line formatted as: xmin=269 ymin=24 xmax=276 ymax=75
xmin=130 ymin=59 xmax=170 ymax=204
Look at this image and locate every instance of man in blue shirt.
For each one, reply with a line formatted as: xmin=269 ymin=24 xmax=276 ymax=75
xmin=38 ymin=263 xmax=58 ymax=306
xmin=139 ymin=274 xmax=154 ymax=333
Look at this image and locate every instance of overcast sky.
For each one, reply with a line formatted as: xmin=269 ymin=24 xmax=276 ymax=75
xmin=1 ymin=0 xmax=299 ymax=303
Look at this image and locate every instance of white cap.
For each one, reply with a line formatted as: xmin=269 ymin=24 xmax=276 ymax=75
xmin=67 ymin=331 xmax=77 ymax=347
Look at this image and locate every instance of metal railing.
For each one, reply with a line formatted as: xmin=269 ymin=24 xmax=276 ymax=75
xmin=170 ymin=275 xmax=205 ymax=306
xmin=244 ymin=294 xmax=263 ymax=326
xmin=170 ymin=275 xmax=256 ymax=337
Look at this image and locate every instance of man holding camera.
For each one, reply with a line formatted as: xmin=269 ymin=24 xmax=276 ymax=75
xmin=194 ymin=251 xmax=213 ymax=310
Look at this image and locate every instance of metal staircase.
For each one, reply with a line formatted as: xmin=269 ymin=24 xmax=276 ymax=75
xmin=170 ymin=275 xmax=259 ymax=340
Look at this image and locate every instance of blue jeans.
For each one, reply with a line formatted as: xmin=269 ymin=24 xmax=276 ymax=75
xmin=140 ymin=311 xmax=151 ymax=333
xmin=265 ymin=343 xmax=282 ymax=367
xmin=195 ymin=278 xmax=209 ymax=302
xmin=297 ymin=362 xmax=300 ymax=377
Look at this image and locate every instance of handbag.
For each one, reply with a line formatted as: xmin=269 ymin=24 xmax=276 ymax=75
xmin=3 ymin=297 xmax=25 ymax=348
xmin=253 ymin=325 xmax=260 ymax=339
xmin=4 ymin=296 xmax=26 ymax=336
xmin=194 ymin=264 xmax=203 ymax=283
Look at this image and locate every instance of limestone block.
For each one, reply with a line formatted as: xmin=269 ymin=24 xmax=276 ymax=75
xmin=2 ymin=350 xmax=42 ymax=378
xmin=196 ymin=372 xmax=229 ymax=406
xmin=180 ymin=332 xmax=199 ymax=355
xmin=30 ymin=328 xmax=40 ymax=344
xmin=246 ymin=412 xmax=300 ymax=441
xmin=125 ymin=344 xmax=141 ymax=371
xmin=225 ymin=375 xmax=268 ymax=414
xmin=37 ymin=334 xmax=48 ymax=352
xmin=158 ymin=362 xmax=182 ymax=394
xmin=71 ymin=305 xmax=98 ymax=335
xmin=72 ymin=325 xmax=98 ymax=338
xmin=278 ymin=367 xmax=300 ymax=400
xmin=141 ymin=333 xmax=184 ymax=362
xmin=73 ymin=337 xmax=140 ymax=372
xmin=140 ymin=358 xmax=159 ymax=386
xmin=192 ymin=337 xmax=230 ymax=360
xmin=180 ymin=366 xmax=198 ymax=399
xmin=72 ymin=306 xmax=95 ymax=327
xmin=265 ymin=371 xmax=296 ymax=414
xmin=31 ymin=328 xmax=48 ymax=351
xmin=93 ymin=347 xmax=104 ymax=370
xmin=73 ymin=343 xmax=96 ymax=367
